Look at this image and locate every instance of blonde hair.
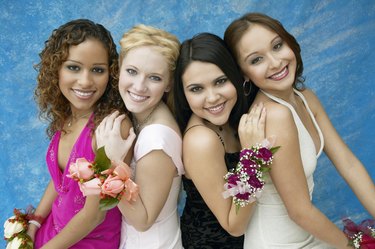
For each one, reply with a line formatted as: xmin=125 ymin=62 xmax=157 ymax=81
xmin=119 ymin=25 xmax=180 ymax=111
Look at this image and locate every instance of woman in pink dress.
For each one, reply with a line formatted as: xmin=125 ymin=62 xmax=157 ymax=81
xmin=27 ymin=19 xmax=133 ymax=248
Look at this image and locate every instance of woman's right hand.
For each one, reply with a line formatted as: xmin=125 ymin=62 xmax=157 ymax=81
xmin=95 ymin=111 xmax=136 ymax=162
xmin=238 ymin=102 xmax=267 ymax=148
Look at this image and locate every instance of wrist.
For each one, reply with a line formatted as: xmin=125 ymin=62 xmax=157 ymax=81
xmin=28 ymin=220 xmax=41 ymax=229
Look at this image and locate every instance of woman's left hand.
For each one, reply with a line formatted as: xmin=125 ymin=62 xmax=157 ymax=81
xmin=238 ymin=102 xmax=267 ymax=148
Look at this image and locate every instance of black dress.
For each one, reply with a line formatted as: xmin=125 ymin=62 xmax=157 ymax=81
xmin=180 ymin=152 xmax=244 ymax=249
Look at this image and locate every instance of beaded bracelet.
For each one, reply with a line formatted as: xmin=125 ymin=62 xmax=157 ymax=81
xmin=28 ymin=220 xmax=41 ymax=229
xmin=29 ymin=213 xmax=45 ymax=224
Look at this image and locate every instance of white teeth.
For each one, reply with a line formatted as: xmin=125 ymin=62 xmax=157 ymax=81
xmin=270 ymin=67 xmax=287 ymax=79
xmin=129 ymin=92 xmax=147 ymax=101
xmin=207 ymin=103 xmax=224 ymax=113
xmin=73 ymin=89 xmax=94 ymax=97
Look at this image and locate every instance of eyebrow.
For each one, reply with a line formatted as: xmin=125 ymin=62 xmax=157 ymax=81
xmin=243 ymin=35 xmax=281 ymax=63
xmin=184 ymin=74 xmax=226 ymax=89
xmin=65 ymin=59 xmax=108 ymax=66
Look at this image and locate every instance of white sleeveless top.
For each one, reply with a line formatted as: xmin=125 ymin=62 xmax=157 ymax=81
xmin=120 ymin=124 xmax=184 ymax=249
xmin=244 ymin=89 xmax=333 ymax=248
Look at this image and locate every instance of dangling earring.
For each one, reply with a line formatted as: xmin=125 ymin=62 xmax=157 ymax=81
xmin=243 ymin=80 xmax=252 ymax=96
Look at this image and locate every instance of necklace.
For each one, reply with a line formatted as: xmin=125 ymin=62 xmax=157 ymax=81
xmin=67 ymin=112 xmax=92 ymax=127
xmin=132 ymin=103 xmax=160 ymax=133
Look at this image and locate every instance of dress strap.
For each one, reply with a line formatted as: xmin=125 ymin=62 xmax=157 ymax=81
xmin=184 ymin=124 xmax=225 ymax=147
xmin=292 ymin=90 xmax=324 ymax=156
xmin=260 ymin=89 xmax=324 ymax=156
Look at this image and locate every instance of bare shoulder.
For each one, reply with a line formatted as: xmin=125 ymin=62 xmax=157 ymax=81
xmin=153 ymin=103 xmax=181 ymax=136
xmin=253 ymin=97 xmax=298 ymax=142
xmin=183 ymin=118 xmax=225 ymax=176
xmin=263 ymin=100 xmax=294 ymax=123
xmin=183 ymin=120 xmax=223 ymax=154
xmin=298 ymin=88 xmax=322 ymax=111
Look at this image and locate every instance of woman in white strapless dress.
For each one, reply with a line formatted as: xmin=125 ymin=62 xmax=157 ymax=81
xmin=224 ymin=12 xmax=375 ymax=248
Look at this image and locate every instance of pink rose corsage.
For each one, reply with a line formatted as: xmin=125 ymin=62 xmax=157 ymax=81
xmin=343 ymin=218 xmax=375 ymax=249
xmin=67 ymin=147 xmax=139 ymax=211
xmin=223 ymin=139 xmax=280 ymax=212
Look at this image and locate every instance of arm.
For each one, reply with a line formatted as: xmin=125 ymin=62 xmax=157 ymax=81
xmin=305 ymin=90 xmax=375 ymax=218
xmin=117 ymin=149 xmax=176 ymax=231
xmin=184 ymin=103 xmax=267 ymax=236
xmin=96 ymin=112 xmax=178 ymax=231
xmin=184 ymin=123 xmax=255 ymax=236
xmin=265 ymin=101 xmax=351 ymax=248
xmin=40 ymin=195 xmax=105 ymax=249
xmin=41 ymin=113 xmax=135 ymax=248
xmin=27 ymin=180 xmax=57 ymax=240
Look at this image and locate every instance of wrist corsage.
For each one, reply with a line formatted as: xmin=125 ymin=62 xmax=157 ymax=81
xmin=3 ymin=207 xmax=36 ymax=249
xmin=343 ymin=218 xmax=375 ymax=249
xmin=67 ymin=147 xmax=139 ymax=211
xmin=223 ymin=139 xmax=280 ymax=212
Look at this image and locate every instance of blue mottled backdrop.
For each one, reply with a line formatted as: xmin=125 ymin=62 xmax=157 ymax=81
xmin=1 ymin=0 xmax=374 ymax=247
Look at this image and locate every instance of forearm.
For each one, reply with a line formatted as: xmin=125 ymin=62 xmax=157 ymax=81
xmin=41 ymin=197 xmax=106 ymax=249
xmin=226 ymin=202 xmax=254 ymax=236
xmin=28 ymin=181 xmax=57 ymax=239
xmin=290 ymin=205 xmax=351 ymax=248
xmin=342 ymin=161 xmax=375 ymax=218
xmin=117 ymin=196 xmax=152 ymax=232
xmin=34 ymin=181 xmax=57 ymax=218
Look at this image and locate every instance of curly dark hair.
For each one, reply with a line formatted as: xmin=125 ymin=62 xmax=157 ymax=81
xmin=34 ymin=19 xmax=125 ymax=138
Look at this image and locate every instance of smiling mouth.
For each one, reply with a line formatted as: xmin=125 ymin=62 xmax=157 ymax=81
xmin=73 ymin=89 xmax=94 ymax=98
xmin=205 ymin=102 xmax=225 ymax=114
xmin=269 ymin=66 xmax=289 ymax=80
xmin=128 ymin=91 xmax=148 ymax=102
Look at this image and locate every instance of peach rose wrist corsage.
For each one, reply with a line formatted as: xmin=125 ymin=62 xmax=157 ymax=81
xmin=67 ymin=147 xmax=139 ymax=211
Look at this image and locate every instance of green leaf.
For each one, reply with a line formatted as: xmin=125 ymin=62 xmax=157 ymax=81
xmin=270 ymin=146 xmax=281 ymax=154
xmin=99 ymin=198 xmax=119 ymax=211
xmin=235 ymin=204 xmax=240 ymax=214
xmin=95 ymin=147 xmax=111 ymax=172
xmin=260 ymin=167 xmax=271 ymax=173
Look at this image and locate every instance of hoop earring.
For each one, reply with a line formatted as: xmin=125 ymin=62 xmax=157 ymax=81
xmin=243 ymin=80 xmax=252 ymax=96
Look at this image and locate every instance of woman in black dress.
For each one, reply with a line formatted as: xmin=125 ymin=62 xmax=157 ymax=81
xmin=173 ymin=33 xmax=266 ymax=249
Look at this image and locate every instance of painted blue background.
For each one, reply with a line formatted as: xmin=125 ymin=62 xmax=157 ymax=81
xmin=1 ymin=0 xmax=374 ymax=246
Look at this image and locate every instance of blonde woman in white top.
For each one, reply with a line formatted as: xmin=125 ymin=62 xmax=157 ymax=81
xmin=96 ymin=24 xmax=183 ymax=249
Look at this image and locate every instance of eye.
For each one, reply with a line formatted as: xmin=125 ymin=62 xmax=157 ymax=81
xmin=250 ymin=57 xmax=262 ymax=65
xmin=67 ymin=65 xmax=80 ymax=71
xmin=149 ymin=75 xmax=162 ymax=81
xmin=188 ymin=85 xmax=203 ymax=93
xmin=273 ymin=41 xmax=283 ymax=51
xmin=215 ymin=77 xmax=228 ymax=85
xmin=92 ymin=67 xmax=105 ymax=73
xmin=126 ymin=68 xmax=137 ymax=75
